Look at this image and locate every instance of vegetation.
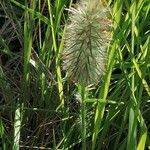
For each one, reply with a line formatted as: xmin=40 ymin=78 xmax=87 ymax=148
xmin=0 ymin=0 xmax=150 ymax=149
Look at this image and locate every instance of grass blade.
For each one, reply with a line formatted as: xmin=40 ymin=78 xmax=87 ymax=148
xmin=13 ymin=102 xmax=22 ymax=150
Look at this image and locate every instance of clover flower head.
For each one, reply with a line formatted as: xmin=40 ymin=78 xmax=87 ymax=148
xmin=63 ymin=0 xmax=112 ymax=86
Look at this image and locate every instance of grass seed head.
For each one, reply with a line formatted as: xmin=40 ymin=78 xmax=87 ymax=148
xmin=63 ymin=0 xmax=112 ymax=86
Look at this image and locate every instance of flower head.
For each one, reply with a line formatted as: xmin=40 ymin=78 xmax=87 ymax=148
xmin=63 ymin=0 xmax=111 ymax=86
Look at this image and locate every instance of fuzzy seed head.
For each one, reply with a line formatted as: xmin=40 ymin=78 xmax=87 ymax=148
xmin=63 ymin=0 xmax=112 ymax=86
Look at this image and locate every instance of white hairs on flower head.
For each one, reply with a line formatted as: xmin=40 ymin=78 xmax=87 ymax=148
xmin=63 ymin=0 xmax=112 ymax=86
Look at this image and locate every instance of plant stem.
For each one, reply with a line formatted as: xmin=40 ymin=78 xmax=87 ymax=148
xmin=127 ymin=2 xmax=137 ymax=150
xmin=78 ymin=84 xmax=87 ymax=150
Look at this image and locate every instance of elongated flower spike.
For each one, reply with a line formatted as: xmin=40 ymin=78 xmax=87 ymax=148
xmin=63 ymin=0 xmax=112 ymax=86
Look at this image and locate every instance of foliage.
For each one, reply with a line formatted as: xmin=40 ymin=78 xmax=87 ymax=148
xmin=0 ymin=0 xmax=150 ymax=149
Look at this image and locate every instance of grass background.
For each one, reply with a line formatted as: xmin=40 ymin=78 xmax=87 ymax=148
xmin=0 ymin=0 xmax=150 ymax=149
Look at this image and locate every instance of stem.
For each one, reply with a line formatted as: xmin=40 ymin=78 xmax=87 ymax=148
xmin=127 ymin=2 xmax=137 ymax=150
xmin=78 ymin=84 xmax=87 ymax=150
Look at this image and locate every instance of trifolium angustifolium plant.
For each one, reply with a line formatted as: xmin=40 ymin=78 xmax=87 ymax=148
xmin=63 ymin=0 xmax=112 ymax=86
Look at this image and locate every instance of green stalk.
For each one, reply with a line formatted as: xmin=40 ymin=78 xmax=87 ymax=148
xmin=92 ymin=42 xmax=116 ymax=150
xmin=91 ymin=0 xmax=123 ymax=148
xmin=14 ymin=1 xmax=35 ymax=149
xmin=47 ymin=0 xmax=64 ymax=110
xmin=22 ymin=0 xmax=35 ymax=111
xmin=137 ymin=110 xmax=147 ymax=150
xmin=127 ymin=2 xmax=137 ymax=150
xmin=23 ymin=0 xmax=35 ymax=90
xmin=13 ymin=102 xmax=22 ymax=150
xmin=37 ymin=0 xmax=51 ymax=106
xmin=78 ymin=84 xmax=87 ymax=150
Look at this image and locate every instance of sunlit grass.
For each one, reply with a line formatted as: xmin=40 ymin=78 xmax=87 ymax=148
xmin=0 ymin=0 xmax=150 ymax=149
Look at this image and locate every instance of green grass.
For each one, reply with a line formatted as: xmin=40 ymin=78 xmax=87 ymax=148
xmin=0 ymin=0 xmax=150 ymax=149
